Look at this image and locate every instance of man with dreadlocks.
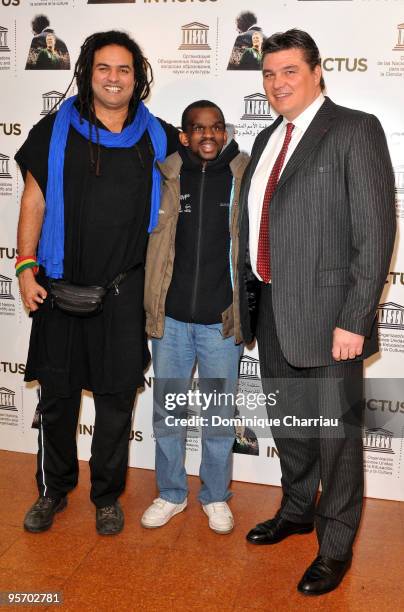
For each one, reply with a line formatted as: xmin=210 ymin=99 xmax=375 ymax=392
xmin=15 ymin=30 xmax=178 ymax=535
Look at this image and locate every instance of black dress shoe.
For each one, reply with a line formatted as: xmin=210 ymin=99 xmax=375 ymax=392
xmin=24 ymin=496 xmax=67 ymax=533
xmin=96 ymin=500 xmax=124 ymax=535
xmin=297 ymin=555 xmax=352 ymax=595
xmin=246 ymin=516 xmax=314 ymax=545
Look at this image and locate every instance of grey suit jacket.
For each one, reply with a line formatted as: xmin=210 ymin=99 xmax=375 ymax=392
xmin=239 ymin=96 xmax=396 ymax=367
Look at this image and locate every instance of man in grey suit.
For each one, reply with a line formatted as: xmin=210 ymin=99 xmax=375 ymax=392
xmin=238 ymin=29 xmax=396 ymax=595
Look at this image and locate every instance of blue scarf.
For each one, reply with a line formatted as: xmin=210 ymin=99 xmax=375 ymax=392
xmin=38 ymin=95 xmax=167 ymax=279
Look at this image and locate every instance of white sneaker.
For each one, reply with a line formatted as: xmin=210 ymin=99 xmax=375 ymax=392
xmin=202 ymin=502 xmax=234 ymax=534
xmin=141 ymin=497 xmax=187 ymax=528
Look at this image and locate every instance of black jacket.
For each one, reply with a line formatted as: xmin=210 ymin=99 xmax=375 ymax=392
xmin=165 ymin=141 xmax=240 ymax=324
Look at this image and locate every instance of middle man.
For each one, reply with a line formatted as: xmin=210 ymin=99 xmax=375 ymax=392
xmin=142 ymin=100 xmax=249 ymax=534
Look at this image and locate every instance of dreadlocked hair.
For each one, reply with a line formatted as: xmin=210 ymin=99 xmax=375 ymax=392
xmin=56 ymin=30 xmax=153 ymax=176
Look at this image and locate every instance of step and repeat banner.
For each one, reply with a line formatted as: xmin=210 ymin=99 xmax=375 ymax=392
xmin=0 ymin=0 xmax=403 ymax=501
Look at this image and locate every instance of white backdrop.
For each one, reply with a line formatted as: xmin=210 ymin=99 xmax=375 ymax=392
xmin=0 ymin=0 xmax=403 ymax=501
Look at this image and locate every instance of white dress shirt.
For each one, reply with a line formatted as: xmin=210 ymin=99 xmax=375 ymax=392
xmin=248 ymin=93 xmax=325 ymax=281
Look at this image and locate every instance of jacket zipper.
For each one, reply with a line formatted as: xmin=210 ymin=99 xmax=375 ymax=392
xmin=190 ymin=163 xmax=206 ymax=321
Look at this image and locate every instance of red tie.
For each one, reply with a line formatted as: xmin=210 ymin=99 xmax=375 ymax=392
xmin=257 ymin=122 xmax=295 ymax=283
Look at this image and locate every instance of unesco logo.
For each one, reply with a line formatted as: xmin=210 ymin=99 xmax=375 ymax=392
xmin=393 ymin=23 xmax=404 ymax=51
xmin=179 ymin=22 xmax=211 ymax=51
xmin=241 ymin=94 xmax=273 ymax=121
xmin=0 ymin=153 xmax=11 ymax=179
xmin=377 ymin=303 xmax=404 ymax=330
xmin=0 ymin=387 xmax=16 ymax=411
xmin=0 ymin=274 xmax=14 ymax=300
xmin=363 ymin=427 xmax=394 ymax=454
xmin=41 ymin=91 xmax=64 ymax=116
xmin=239 ymin=355 xmax=261 ymax=380
xmin=0 ymin=26 xmax=10 ymax=52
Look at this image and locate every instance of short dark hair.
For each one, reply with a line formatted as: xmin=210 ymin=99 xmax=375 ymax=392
xmin=262 ymin=28 xmax=325 ymax=91
xmin=181 ymin=100 xmax=225 ymax=132
xmin=236 ymin=11 xmax=257 ymax=33
xmin=31 ymin=15 xmax=50 ymax=35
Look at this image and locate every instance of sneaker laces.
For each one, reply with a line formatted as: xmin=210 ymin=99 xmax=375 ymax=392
xmin=209 ymin=502 xmax=230 ymax=514
xmin=152 ymin=498 xmax=170 ymax=509
xmin=35 ymin=496 xmax=57 ymax=509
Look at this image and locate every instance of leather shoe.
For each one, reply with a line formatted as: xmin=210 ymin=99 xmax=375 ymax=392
xmin=96 ymin=501 xmax=124 ymax=535
xmin=297 ymin=555 xmax=352 ymax=595
xmin=246 ymin=516 xmax=314 ymax=545
xmin=24 ymin=496 xmax=67 ymax=533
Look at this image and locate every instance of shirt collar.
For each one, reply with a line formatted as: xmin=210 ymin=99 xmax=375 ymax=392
xmin=281 ymin=92 xmax=325 ymax=133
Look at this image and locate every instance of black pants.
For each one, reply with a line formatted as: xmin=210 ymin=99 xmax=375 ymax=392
xmin=257 ymin=284 xmax=364 ymax=561
xmin=36 ymin=387 xmax=137 ymax=508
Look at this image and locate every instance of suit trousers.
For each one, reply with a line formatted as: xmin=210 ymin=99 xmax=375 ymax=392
xmin=36 ymin=387 xmax=137 ymax=508
xmin=256 ymin=283 xmax=364 ymax=561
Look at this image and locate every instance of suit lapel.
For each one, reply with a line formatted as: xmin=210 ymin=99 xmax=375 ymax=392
xmin=249 ymin=116 xmax=283 ymax=176
xmin=276 ymin=97 xmax=337 ymax=192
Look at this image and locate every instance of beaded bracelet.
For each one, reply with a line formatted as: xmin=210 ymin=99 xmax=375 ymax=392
xmin=15 ymin=256 xmax=39 ymax=277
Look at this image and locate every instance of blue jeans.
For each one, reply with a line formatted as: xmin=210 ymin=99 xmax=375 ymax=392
xmin=152 ymin=316 xmax=243 ymax=505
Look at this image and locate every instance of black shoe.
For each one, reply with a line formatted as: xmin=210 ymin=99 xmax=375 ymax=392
xmin=96 ymin=501 xmax=124 ymax=535
xmin=297 ymin=555 xmax=352 ymax=595
xmin=246 ymin=516 xmax=314 ymax=545
xmin=23 ymin=496 xmax=67 ymax=533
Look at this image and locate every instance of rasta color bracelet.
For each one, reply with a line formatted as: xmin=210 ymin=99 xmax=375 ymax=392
xmin=15 ymin=256 xmax=39 ymax=277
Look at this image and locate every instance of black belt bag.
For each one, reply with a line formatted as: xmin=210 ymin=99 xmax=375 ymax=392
xmin=49 ymin=271 xmax=128 ymax=316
